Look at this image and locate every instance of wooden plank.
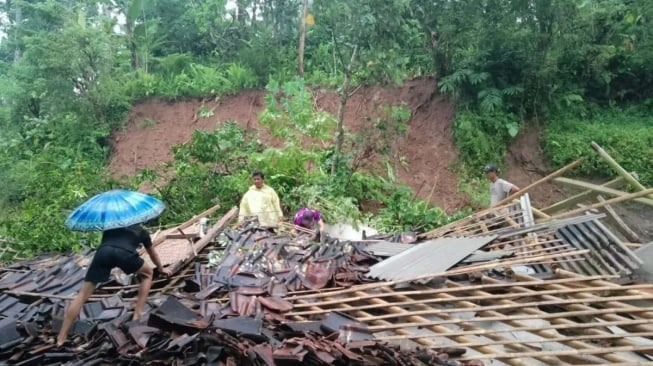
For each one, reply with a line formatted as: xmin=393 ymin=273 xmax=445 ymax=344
xmin=289 ymin=282 xmax=648 ymax=315
xmin=442 ymin=277 xmax=653 ymax=361
xmin=595 ymin=195 xmax=641 ymax=242
xmin=351 ymin=291 xmax=560 ymax=366
xmin=360 ymin=290 xmax=614 ymax=365
xmin=591 ymin=141 xmax=653 ymax=199
xmin=357 ymin=294 xmax=653 ymax=323
xmin=457 ymin=345 xmax=653 ymax=361
xmin=382 ymin=331 xmax=653 ymax=349
xmin=168 ymin=207 xmax=238 ymax=274
xmin=542 ymin=176 xmax=626 ymax=214
xmin=367 ymin=307 xmax=653 ymax=331
xmin=376 ymin=318 xmax=653 ymax=341
xmin=554 ymin=177 xmax=653 ymax=207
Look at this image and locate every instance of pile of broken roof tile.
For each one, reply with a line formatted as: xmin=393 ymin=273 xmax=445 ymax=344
xmin=193 ymin=223 xmax=379 ymax=319
xmin=0 ymin=223 xmax=484 ymax=365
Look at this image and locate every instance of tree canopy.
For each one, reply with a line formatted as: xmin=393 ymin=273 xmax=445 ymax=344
xmin=0 ymin=0 xmax=652 ymax=256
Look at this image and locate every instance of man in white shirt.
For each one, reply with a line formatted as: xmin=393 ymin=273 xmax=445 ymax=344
xmin=484 ymin=164 xmax=519 ymax=207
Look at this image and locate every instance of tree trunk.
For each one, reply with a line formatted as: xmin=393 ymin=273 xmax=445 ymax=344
xmin=331 ymin=46 xmax=358 ymax=175
xmin=297 ymin=0 xmax=309 ymax=76
xmin=237 ymin=0 xmax=248 ymax=26
xmin=13 ymin=4 xmax=22 ymax=62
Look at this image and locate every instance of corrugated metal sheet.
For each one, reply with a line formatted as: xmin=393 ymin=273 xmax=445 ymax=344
xmin=555 ymin=218 xmax=642 ymax=276
xmin=366 ymin=236 xmax=497 ymax=281
xmin=361 ymin=241 xmax=413 ymax=257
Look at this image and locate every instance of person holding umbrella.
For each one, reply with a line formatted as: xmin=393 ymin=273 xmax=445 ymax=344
xmin=56 ymin=190 xmax=172 ymax=347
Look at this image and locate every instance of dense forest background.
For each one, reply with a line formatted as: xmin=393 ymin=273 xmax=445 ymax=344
xmin=0 ymin=0 xmax=652 ymax=258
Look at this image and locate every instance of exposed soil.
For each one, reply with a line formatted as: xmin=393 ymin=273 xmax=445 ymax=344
xmin=503 ymin=124 xmax=567 ymax=208
xmin=108 ymin=78 xmax=653 ymax=242
xmin=109 ymin=78 xmax=468 ymax=212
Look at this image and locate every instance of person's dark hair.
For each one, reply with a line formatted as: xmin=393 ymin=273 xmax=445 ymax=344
xmin=252 ymin=171 xmax=265 ymax=179
xmin=483 ymin=164 xmax=499 ymax=173
xmin=302 ymin=210 xmax=315 ymax=220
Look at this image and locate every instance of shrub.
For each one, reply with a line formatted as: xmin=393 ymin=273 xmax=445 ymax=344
xmin=453 ymin=110 xmax=520 ymax=174
xmin=544 ymin=111 xmax=653 ymax=186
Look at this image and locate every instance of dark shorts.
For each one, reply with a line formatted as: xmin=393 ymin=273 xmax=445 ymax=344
xmin=85 ymin=245 xmax=144 ymax=284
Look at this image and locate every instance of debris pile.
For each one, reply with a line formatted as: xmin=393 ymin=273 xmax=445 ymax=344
xmin=0 ymin=217 xmax=480 ymax=365
xmin=1 ymin=142 xmax=653 ymax=365
xmin=194 ymin=220 xmax=378 ymax=320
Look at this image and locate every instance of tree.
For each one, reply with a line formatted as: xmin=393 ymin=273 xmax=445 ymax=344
xmin=311 ymin=0 xmax=410 ymax=174
xmin=297 ymin=0 xmax=309 ymax=76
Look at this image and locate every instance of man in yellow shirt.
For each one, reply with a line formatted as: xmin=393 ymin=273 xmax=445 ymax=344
xmin=238 ymin=171 xmax=284 ymax=228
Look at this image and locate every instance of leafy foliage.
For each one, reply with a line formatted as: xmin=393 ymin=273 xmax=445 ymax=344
xmin=1 ymin=0 xmax=653 ymax=259
xmin=259 ymin=78 xmax=336 ymax=146
xmin=543 ymin=110 xmax=653 ymax=186
xmin=453 ymin=111 xmax=521 ymax=174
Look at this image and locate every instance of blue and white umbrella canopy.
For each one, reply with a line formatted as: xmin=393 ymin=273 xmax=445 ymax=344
xmin=65 ymin=189 xmax=165 ymax=232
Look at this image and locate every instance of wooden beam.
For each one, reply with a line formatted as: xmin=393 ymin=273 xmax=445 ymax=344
xmin=542 ymin=176 xmax=626 ymax=214
xmin=378 ymin=329 xmax=653 ymax=346
xmin=142 ymin=204 xmax=221 ymax=255
xmin=368 ymin=306 xmax=653 ymax=331
xmin=549 ymin=188 xmax=653 ymax=220
xmin=288 ymin=277 xmax=633 ymax=313
xmin=356 ymin=294 xmax=653 ymax=323
xmin=355 ymin=291 xmax=555 ymax=366
xmin=591 ymin=141 xmax=652 ymax=199
xmin=457 ymin=345 xmax=653 ymax=361
xmin=168 ymin=206 xmax=238 ymax=274
xmin=493 ymin=159 xmax=582 ymax=208
xmin=554 ymin=177 xmax=653 ymax=207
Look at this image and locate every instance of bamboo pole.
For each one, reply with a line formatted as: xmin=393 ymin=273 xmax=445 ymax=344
xmin=595 ymin=194 xmax=641 ymax=242
xmin=542 ymin=176 xmax=626 ymax=214
xmin=554 ymin=177 xmax=653 ymax=207
xmin=549 ymin=188 xmax=653 ymax=219
xmin=591 ymin=141 xmax=652 ymax=198
xmin=531 ymin=206 xmax=550 ymax=219
xmin=420 ymin=203 xmax=523 ymax=238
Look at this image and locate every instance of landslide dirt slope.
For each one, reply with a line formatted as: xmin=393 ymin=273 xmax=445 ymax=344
xmin=108 ymin=78 xmax=559 ymax=213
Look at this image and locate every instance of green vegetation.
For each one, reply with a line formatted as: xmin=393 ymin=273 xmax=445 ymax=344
xmin=0 ymin=0 xmax=651 ymax=259
xmin=544 ymin=110 xmax=653 ymax=187
xmin=149 ymin=81 xmax=466 ymax=234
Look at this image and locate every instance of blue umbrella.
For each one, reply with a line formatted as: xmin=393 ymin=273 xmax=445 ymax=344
xmin=65 ymin=189 xmax=165 ymax=232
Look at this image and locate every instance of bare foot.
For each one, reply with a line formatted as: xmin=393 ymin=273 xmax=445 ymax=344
xmin=132 ymin=312 xmax=141 ymax=321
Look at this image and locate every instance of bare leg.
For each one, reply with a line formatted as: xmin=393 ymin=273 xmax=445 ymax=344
xmin=132 ymin=263 xmax=154 ymax=321
xmin=56 ymin=281 xmax=96 ymax=346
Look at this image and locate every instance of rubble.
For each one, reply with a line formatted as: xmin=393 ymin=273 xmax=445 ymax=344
xmin=1 ymin=142 xmax=653 ymax=365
